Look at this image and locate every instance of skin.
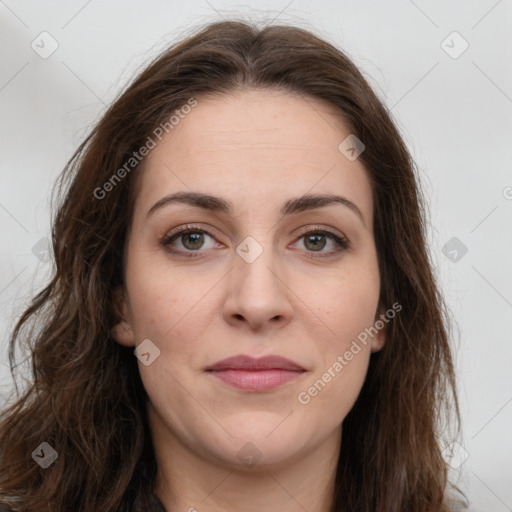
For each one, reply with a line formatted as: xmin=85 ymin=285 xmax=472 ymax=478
xmin=112 ymin=88 xmax=385 ymax=512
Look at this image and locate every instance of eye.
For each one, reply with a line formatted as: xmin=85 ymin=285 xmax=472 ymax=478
xmin=161 ymin=224 xmax=220 ymax=258
xmin=160 ymin=224 xmax=349 ymax=259
xmin=291 ymin=227 xmax=349 ymax=259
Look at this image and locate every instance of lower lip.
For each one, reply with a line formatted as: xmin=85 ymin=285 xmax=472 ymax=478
xmin=207 ymin=369 xmax=305 ymax=391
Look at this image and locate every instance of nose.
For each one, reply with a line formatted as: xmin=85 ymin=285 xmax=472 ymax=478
xmin=222 ymin=240 xmax=294 ymax=332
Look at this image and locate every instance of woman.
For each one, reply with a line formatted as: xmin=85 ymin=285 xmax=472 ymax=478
xmin=0 ymin=19 xmax=467 ymax=511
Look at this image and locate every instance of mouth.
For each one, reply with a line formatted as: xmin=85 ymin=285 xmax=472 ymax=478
xmin=205 ymin=355 xmax=307 ymax=392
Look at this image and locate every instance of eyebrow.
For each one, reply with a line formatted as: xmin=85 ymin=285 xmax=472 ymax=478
xmin=147 ymin=191 xmax=365 ymax=224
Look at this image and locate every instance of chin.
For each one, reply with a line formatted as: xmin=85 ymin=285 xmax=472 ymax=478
xmin=215 ymin=443 xmax=302 ymax=472
xmin=211 ymin=425 xmax=306 ymax=469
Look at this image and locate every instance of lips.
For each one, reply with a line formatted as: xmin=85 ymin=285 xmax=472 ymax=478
xmin=206 ymin=355 xmax=305 ymax=372
xmin=206 ymin=355 xmax=306 ymax=392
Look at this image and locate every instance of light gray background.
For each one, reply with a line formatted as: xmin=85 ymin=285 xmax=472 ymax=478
xmin=1 ymin=1 xmax=511 ymax=510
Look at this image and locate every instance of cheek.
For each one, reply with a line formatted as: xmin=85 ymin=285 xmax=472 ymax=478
xmin=125 ymin=250 xmax=215 ymax=343
xmin=302 ymin=265 xmax=380 ymax=349
xmin=296 ymin=276 xmax=378 ymax=416
xmin=296 ymin=262 xmax=379 ymax=411
xmin=296 ymin=351 xmax=370 ymax=439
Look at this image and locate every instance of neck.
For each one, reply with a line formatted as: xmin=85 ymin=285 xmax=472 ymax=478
xmin=148 ymin=404 xmax=340 ymax=512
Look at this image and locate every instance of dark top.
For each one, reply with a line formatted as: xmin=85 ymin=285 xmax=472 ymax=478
xmin=0 ymin=497 xmax=167 ymax=512
xmin=0 ymin=491 xmax=167 ymax=511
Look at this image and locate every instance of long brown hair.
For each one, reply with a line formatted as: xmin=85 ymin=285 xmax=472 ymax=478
xmin=0 ymin=19 xmax=467 ymax=511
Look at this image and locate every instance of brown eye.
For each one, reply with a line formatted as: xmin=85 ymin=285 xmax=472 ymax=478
xmin=304 ymin=233 xmax=327 ymax=251
xmin=180 ymin=231 xmax=205 ymax=250
xmin=160 ymin=225 xmax=219 ymax=258
xmin=293 ymin=228 xmax=349 ymax=259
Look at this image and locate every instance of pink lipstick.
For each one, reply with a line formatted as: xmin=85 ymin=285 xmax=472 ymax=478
xmin=206 ymin=355 xmax=306 ymax=392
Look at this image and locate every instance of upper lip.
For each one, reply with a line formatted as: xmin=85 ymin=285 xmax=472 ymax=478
xmin=206 ymin=355 xmax=306 ymax=372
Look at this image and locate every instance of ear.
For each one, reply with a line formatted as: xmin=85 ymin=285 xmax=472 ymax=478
xmin=370 ymin=306 xmax=387 ymax=354
xmin=111 ymin=286 xmax=135 ymax=347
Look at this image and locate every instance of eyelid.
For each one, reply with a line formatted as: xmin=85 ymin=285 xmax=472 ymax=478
xmin=163 ymin=223 xmax=348 ymax=242
xmin=293 ymin=224 xmax=347 ymax=240
xmin=163 ymin=223 xmax=220 ymax=240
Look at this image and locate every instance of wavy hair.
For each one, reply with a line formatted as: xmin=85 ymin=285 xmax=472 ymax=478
xmin=0 ymin=19 xmax=467 ymax=511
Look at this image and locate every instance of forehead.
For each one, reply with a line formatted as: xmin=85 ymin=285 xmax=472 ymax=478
xmin=150 ymin=89 xmax=351 ymax=161
xmin=133 ymin=89 xmax=373 ymax=223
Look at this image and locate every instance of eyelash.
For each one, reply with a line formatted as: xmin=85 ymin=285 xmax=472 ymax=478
xmin=160 ymin=224 xmax=349 ymax=260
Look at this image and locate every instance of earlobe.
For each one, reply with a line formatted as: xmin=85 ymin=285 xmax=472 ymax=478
xmin=111 ymin=286 xmax=135 ymax=347
xmin=370 ymin=306 xmax=387 ymax=353
xmin=111 ymin=321 xmax=136 ymax=347
xmin=370 ymin=330 xmax=385 ymax=353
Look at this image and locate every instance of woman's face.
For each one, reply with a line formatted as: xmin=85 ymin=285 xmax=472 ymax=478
xmin=113 ymin=89 xmax=384 ymax=469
